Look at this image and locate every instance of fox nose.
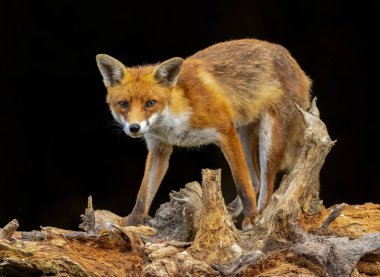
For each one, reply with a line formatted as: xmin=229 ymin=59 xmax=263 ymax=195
xmin=129 ymin=123 xmax=141 ymax=133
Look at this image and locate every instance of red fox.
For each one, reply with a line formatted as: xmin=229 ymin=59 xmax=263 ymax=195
xmin=96 ymin=39 xmax=311 ymax=230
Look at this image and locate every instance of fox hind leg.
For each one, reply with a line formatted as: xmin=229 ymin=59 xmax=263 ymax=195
xmin=219 ymin=130 xmax=259 ymax=230
xmin=238 ymin=124 xmax=261 ymax=192
xmin=228 ymin=124 xmax=260 ymax=219
xmin=257 ymin=111 xmax=286 ymax=213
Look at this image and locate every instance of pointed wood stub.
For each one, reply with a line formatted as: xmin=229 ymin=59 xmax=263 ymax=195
xmin=0 ymin=219 xmax=19 ymax=240
xmin=189 ymin=169 xmax=241 ymax=266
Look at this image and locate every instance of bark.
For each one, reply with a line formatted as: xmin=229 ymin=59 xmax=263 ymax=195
xmin=1 ymin=99 xmax=379 ymax=276
xmin=189 ymin=169 xmax=240 ymax=266
xmin=0 ymin=219 xmax=19 ymax=240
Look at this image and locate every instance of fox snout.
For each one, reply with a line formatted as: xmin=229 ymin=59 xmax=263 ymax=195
xmin=123 ymin=122 xmax=144 ymax=138
xmin=129 ymin=124 xmax=141 ymax=133
xmin=125 ymin=123 xmax=143 ymax=138
xmin=121 ymin=113 xmax=159 ymax=138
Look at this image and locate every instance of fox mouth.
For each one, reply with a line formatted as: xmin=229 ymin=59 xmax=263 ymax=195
xmin=129 ymin=133 xmax=144 ymax=138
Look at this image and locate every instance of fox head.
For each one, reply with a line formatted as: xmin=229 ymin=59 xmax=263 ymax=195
xmin=96 ymin=54 xmax=183 ymax=138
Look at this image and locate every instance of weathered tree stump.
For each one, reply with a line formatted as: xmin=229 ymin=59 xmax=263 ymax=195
xmin=1 ymin=99 xmax=379 ymax=276
xmin=260 ymin=99 xmax=334 ymax=231
xmin=189 ymin=169 xmax=240 ymax=266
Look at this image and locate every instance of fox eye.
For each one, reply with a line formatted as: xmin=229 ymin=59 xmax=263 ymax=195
xmin=119 ymin=101 xmax=129 ymax=109
xmin=145 ymin=100 xmax=156 ymax=108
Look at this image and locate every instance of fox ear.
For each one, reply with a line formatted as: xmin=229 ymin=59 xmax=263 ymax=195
xmin=96 ymin=54 xmax=125 ymax=87
xmin=154 ymin=57 xmax=184 ymax=87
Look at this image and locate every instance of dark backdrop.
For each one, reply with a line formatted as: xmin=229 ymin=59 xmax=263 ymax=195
xmin=0 ymin=1 xmax=378 ymax=230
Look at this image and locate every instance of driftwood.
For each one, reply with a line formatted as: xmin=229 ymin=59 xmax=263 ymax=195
xmin=1 ymin=99 xmax=379 ymax=276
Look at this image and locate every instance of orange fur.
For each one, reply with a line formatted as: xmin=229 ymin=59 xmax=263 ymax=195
xmin=96 ymin=39 xmax=311 ymax=230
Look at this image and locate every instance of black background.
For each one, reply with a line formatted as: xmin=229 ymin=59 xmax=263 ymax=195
xmin=0 ymin=1 xmax=378 ymax=230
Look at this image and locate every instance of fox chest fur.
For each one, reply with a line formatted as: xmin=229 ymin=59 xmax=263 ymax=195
xmin=144 ymin=108 xmax=221 ymax=147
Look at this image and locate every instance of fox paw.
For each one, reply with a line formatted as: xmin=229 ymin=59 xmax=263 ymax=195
xmin=242 ymin=214 xmax=258 ymax=231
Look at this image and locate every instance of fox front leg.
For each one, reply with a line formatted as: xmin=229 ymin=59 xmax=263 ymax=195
xmin=219 ymin=129 xmax=259 ymax=230
xmin=125 ymin=140 xmax=173 ymax=226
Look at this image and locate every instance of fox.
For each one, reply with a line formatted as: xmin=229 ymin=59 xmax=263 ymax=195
xmin=96 ymin=39 xmax=311 ymax=230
